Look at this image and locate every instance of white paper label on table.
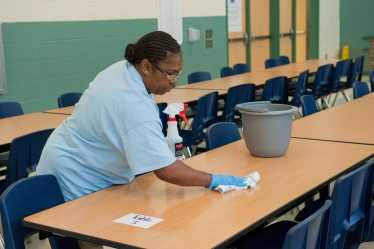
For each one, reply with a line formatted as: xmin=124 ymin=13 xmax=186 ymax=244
xmin=114 ymin=213 xmax=163 ymax=229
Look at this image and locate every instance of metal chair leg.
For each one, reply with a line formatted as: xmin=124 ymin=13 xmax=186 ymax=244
xmin=342 ymin=90 xmax=351 ymax=102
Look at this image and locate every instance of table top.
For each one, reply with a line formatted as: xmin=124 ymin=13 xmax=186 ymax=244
xmin=0 ymin=112 xmax=66 ymax=146
xmin=44 ymin=106 xmax=74 ymax=115
xmin=44 ymin=88 xmax=227 ymax=116
xmin=24 ymin=138 xmax=373 ymax=249
xmin=154 ymin=88 xmax=226 ymax=104
xmin=177 ymin=59 xmax=336 ymax=91
xmin=292 ymin=93 xmax=374 ymax=144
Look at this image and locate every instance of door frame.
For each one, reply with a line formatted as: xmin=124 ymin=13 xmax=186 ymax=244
xmin=225 ymin=0 xmax=251 ymax=67
xmin=226 ymin=0 xmax=320 ymax=65
xmin=268 ymin=0 xmax=320 ymax=61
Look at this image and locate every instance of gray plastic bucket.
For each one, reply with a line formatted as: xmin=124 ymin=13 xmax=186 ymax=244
xmin=236 ymin=101 xmax=294 ymax=157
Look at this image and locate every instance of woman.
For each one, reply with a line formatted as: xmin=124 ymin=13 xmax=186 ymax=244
xmin=37 ymin=30 xmax=245 ymax=222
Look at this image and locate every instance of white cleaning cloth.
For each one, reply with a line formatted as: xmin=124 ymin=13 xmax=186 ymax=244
xmin=214 ymin=171 xmax=261 ymax=193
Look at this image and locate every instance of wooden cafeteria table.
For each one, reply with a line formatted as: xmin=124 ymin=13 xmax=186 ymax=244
xmin=44 ymin=88 xmax=227 ymax=116
xmin=177 ymin=59 xmax=336 ymax=91
xmin=292 ymin=93 xmax=374 ymax=145
xmin=0 ymin=112 xmax=66 ymax=147
xmin=24 ymin=139 xmax=373 ymax=249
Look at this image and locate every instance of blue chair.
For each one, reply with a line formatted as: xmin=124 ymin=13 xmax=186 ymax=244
xmin=233 ymin=63 xmax=250 ymax=74
xmin=265 ymin=58 xmax=281 ymax=69
xmin=296 ymin=162 xmax=371 ymax=249
xmin=0 ymin=175 xmax=80 ymax=249
xmin=329 ymin=59 xmax=353 ymax=105
xmin=300 ymin=95 xmax=318 ymax=117
xmin=311 ymin=64 xmax=334 ymax=108
xmin=187 ymin=71 xmax=212 ymax=84
xmin=351 ymin=56 xmax=365 ymax=82
xmin=58 ymin=92 xmax=82 ymax=108
xmin=369 ymin=71 xmax=374 ymax=92
xmin=265 ymin=56 xmax=290 ymax=69
xmin=261 ymin=76 xmax=288 ymax=104
xmin=0 ymin=102 xmax=24 ymax=167
xmin=235 ymin=200 xmax=331 ymax=249
xmin=0 ymin=102 xmax=24 ymax=119
xmin=180 ymin=92 xmax=218 ymax=149
xmin=278 ymin=55 xmax=290 ymax=65
xmin=206 ymin=122 xmax=241 ymax=150
xmin=290 ymin=70 xmax=309 ymax=107
xmin=220 ymin=66 xmax=235 ymax=78
xmin=222 ymin=83 xmax=255 ymax=122
xmin=0 ymin=129 xmax=54 ymax=194
xmin=363 ymin=159 xmax=374 ymax=242
xmin=352 ymin=81 xmax=370 ymax=99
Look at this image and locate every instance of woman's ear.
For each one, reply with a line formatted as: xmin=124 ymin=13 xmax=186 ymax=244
xmin=139 ymin=59 xmax=152 ymax=76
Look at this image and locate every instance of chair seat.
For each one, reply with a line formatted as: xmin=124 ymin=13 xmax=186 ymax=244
xmin=235 ymin=220 xmax=297 ymax=249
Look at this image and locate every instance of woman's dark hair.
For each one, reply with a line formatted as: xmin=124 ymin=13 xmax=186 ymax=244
xmin=124 ymin=31 xmax=181 ymax=65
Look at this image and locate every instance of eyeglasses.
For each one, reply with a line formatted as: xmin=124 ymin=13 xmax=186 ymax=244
xmin=152 ymin=63 xmax=182 ymax=81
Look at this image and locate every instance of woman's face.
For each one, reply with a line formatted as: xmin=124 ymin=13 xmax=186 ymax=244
xmin=141 ymin=53 xmax=183 ymax=95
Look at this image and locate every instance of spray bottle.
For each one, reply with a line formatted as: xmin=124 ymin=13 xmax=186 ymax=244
xmin=163 ymin=103 xmax=189 ymax=160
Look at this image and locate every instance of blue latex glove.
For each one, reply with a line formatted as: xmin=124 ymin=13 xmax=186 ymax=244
xmin=208 ymin=174 xmax=247 ymax=190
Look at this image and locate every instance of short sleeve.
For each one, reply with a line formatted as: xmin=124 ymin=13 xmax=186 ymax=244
xmin=123 ymin=121 xmax=176 ymax=175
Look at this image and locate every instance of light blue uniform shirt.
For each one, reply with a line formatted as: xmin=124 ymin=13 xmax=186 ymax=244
xmin=37 ymin=61 xmax=175 ymax=201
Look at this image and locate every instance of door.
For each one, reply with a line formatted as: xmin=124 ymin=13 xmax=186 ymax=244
xmin=295 ymin=0 xmax=307 ymax=62
xmin=279 ymin=0 xmax=307 ymax=62
xmin=279 ymin=0 xmax=293 ymax=59
xmin=227 ymin=0 xmax=249 ymax=66
xmin=250 ymin=0 xmax=271 ymax=71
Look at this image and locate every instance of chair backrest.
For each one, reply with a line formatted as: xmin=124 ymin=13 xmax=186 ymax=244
xmin=291 ymin=70 xmax=309 ymax=107
xmin=206 ymin=122 xmax=241 ymax=150
xmin=265 ymin=57 xmax=280 ymax=69
xmin=334 ymin=59 xmax=353 ymax=85
xmin=57 ymin=92 xmax=82 ymax=108
xmin=220 ymin=66 xmax=235 ymax=78
xmin=369 ymin=71 xmax=374 ymax=92
xmin=0 ymin=102 xmax=24 ymax=119
xmin=352 ymin=81 xmax=370 ymax=99
xmin=351 ymin=56 xmax=365 ymax=82
xmin=191 ymin=92 xmax=218 ymax=142
xmin=326 ymin=163 xmax=371 ymax=249
xmin=281 ymin=200 xmax=331 ymax=249
xmin=313 ymin=64 xmax=333 ymax=97
xmin=261 ymin=76 xmax=288 ymax=104
xmin=157 ymin=103 xmax=168 ymax=136
xmin=0 ymin=129 xmax=54 ymax=194
xmin=265 ymin=56 xmax=290 ymax=69
xmin=300 ymin=95 xmax=318 ymax=117
xmin=187 ymin=71 xmax=212 ymax=84
xmin=223 ymin=83 xmax=256 ymax=122
xmin=233 ymin=63 xmax=250 ymax=74
xmin=0 ymin=175 xmax=80 ymax=249
xmin=278 ymin=55 xmax=290 ymax=65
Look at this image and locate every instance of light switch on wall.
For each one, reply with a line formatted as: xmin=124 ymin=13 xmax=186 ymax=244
xmin=205 ymin=29 xmax=213 ymax=48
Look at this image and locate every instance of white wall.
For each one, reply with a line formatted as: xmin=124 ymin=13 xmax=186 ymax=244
xmin=319 ymin=0 xmax=340 ymax=59
xmin=0 ymin=0 xmax=225 ymax=22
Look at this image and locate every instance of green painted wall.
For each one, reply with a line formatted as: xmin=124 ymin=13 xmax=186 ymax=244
xmin=182 ymin=16 xmax=227 ymax=81
xmin=269 ymin=0 xmax=280 ymax=58
xmin=0 ymin=16 xmax=227 ymax=113
xmin=308 ymin=0 xmax=319 ymax=59
xmin=340 ymin=0 xmax=374 ymax=72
